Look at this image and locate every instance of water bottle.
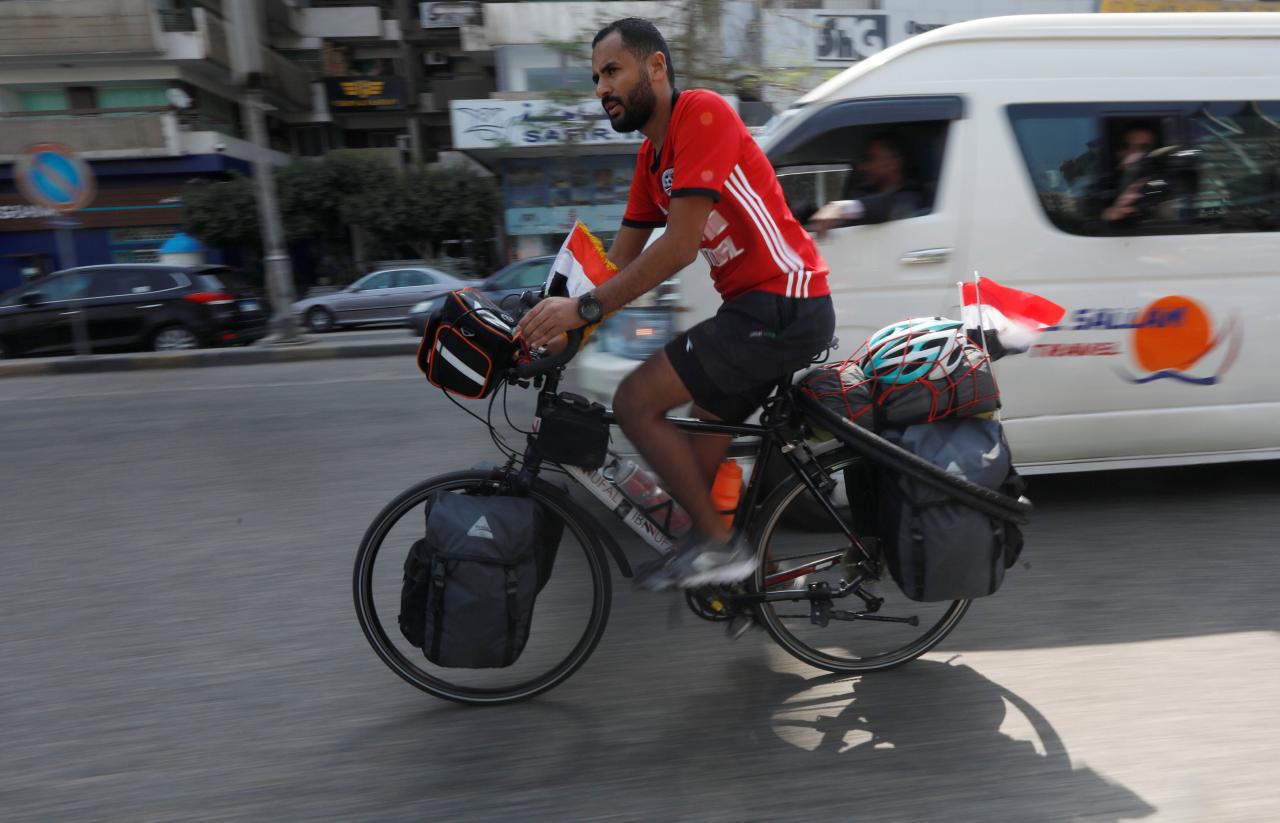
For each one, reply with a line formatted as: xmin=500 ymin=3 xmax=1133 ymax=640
xmin=611 ymin=458 xmax=692 ymax=538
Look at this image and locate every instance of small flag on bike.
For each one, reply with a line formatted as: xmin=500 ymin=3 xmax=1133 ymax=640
xmin=961 ymin=276 xmax=1066 ymax=355
xmin=544 ymin=221 xmax=618 ymax=299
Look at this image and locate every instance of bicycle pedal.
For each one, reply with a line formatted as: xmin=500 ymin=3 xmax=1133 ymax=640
xmin=725 ymin=613 xmax=757 ymax=641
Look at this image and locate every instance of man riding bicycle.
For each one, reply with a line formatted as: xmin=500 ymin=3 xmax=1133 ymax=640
xmin=518 ymin=18 xmax=835 ymax=590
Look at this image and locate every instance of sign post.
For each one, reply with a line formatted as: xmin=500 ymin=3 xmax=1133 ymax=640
xmin=15 ymin=143 xmax=96 ymax=357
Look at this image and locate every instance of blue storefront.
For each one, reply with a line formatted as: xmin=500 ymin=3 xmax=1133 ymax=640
xmin=0 ymin=154 xmax=253 ymax=292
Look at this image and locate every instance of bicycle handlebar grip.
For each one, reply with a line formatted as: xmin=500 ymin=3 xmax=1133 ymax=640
xmin=514 ymin=327 xmax=584 ymax=379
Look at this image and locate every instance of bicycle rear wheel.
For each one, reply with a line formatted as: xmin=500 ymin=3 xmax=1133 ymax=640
xmin=749 ymin=447 xmax=969 ymax=674
xmin=353 ymin=470 xmax=611 ymax=705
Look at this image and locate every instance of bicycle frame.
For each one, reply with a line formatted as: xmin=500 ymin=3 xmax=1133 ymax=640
xmin=513 ymin=367 xmax=876 ymax=593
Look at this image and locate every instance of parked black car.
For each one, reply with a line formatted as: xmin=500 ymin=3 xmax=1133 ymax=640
xmin=407 ymin=255 xmax=555 ymax=338
xmin=0 ymin=264 xmax=268 ymax=358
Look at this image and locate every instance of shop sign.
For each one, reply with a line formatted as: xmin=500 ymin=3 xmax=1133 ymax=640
xmin=420 ymin=1 xmax=480 ymax=28
xmin=452 ymin=99 xmax=644 ymax=150
xmin=324 ymin=76 xmax=407 ymax=111
xmin=505 ymin=204 xmax=627 ymax=236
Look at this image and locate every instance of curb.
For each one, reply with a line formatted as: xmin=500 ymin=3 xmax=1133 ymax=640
xmin=0 ymin=339 xmax=421 ymax=378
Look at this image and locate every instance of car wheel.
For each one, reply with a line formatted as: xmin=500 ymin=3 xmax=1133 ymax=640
xmin=152 ymin=324 xmax=200 ymax=352
xmin=306 ymin=307 xmax=336 ymax=333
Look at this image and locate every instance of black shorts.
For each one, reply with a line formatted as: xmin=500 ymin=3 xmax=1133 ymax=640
xmin=665 ymin=290 xmax=836 ymax=423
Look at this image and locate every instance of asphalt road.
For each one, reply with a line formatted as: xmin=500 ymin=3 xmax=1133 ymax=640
xmin=2 ymin=358 xmax=1277 ymax=821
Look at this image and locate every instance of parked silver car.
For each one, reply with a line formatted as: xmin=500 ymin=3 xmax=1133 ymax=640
xmin=292 ymin=267 xmax=465 ymax=332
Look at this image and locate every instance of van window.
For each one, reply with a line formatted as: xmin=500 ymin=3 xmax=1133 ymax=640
xmin=1009 ymin=101 xmax=1280 ymax=236
xmin=775 ymin=120 xmax=951 ymax=227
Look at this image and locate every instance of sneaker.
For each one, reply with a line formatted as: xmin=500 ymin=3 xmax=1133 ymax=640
xmin=634 ymin=533 xmax=756 ymax=591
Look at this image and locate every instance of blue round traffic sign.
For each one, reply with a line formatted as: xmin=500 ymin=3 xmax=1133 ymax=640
xmin=16 ymin=142 xmax=96 ymax=213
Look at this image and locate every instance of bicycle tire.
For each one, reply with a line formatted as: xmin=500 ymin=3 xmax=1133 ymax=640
xmin=749 ymin=447 xmax=970 ymax=674
xmin=353 ymin=470 xmax=612 ymax=705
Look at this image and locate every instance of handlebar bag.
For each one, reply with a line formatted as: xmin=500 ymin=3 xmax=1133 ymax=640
xmin=398 ymin=490 xmax=561 ymax=668
xmin=417 ymin=288 xmax=518 ymax=399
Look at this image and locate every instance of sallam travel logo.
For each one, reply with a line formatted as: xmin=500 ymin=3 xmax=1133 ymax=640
xmin=1117 ymin=295 xmax=1242 ymax=386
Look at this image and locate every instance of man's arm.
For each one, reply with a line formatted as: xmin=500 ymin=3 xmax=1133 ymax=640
xmin=607 ymin=224 xmax=653 ymax=271
xmin=594 ymin=195 xmax=711 ymax=314
xmin=516 ymin=196 xmax=712 ymax=348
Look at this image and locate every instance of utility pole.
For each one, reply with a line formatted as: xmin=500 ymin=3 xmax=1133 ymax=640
xmin=227 ymin=0 xmax=302 ymax=343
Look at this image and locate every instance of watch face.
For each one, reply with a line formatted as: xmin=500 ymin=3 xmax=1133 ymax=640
xmin=579 ymin=296 xmax=602 ymax=322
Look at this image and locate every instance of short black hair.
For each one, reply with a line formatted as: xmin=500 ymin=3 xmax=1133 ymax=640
xmin=865 ymin=131 xmax=909 ymax=161
xmin=592 ymin=18 xmax=676 ymax=89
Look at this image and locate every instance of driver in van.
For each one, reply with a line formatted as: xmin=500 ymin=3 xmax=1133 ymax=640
xmin=806 ymin=132 xmax=926 ymax=238
xmin=517 ymin=17 xmax=835 ymax=590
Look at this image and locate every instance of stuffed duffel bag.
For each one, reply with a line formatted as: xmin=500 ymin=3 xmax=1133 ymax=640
xmin=877 ymin=418 xmax=1026 ymax=602
xmin=417 ymin=288 xmax=519 ymax=400
xmin=398 ymin=491 xmax=561 ymax=669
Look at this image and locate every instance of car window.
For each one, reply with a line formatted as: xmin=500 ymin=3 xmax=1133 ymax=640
xmin=89 ymin=269 xmax=177 ymax=298
xmin=774 ymin=119 xmax=951 ymax=226
xmin=493 ymin=259 xmax=553 ymax=290
xmin=1008 ymin=100 xmax=1280 ymax=236
xmin=196 ymin=270 xmax=250 ymax=292
xmin=394 ymin=270 xmax=436 ymax=288
xmin=358 ymin=271 xmax=394 ymax=290
xmin=18 ymin=272 xmax=90 ymax=303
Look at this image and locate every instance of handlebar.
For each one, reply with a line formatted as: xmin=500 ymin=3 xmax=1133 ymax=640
xmin=513 ymin=326 xmax=585 ymax=380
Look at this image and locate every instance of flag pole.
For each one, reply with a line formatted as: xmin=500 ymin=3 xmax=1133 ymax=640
xmin=972 ymin=270 xmax=989 ymax=357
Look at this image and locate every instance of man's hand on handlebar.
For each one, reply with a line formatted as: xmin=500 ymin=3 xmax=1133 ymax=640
xmin=516 ymin=295 xmax=585 ymax=350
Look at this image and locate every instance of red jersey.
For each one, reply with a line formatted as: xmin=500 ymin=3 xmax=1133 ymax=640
xmin=622 ymin=89 xmax=829 ymax=300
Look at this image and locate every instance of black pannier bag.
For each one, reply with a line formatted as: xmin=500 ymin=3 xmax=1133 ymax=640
xmin=417 ymin=288 xmax=519 ymax=400
xmin=876 ymin=418 xmax=1025 ymax=602
xmin=398 ymin=491 xmax=562 ymax=668
xmin=535 ymin=392 xmax=609 ymax=469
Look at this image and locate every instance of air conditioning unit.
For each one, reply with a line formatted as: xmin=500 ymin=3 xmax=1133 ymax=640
xmin=424 ymin=50 xmax=449 ymax=66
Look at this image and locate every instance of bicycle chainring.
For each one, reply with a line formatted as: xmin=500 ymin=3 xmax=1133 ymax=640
xmin=686 ymin=586 xmax=737 ymax=622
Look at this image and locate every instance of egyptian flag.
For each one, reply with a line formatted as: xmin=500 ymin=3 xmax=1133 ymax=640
xmin=544 ymin=221 xmax=618 ymax=299
xmin=961 ymin=277 xmax=1066 ymax=357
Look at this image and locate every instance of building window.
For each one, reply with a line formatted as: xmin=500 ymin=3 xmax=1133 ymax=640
xmin=67 ymin=86 xmax=98 ymax=111
xmin=19 ymin=89 xmax=69 ymax=112
xmin=98 ymin=86 xmax=170 ymax=109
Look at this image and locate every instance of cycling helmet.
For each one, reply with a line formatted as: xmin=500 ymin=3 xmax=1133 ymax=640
xmin=863 ymin=317 xmax=967 ymax=385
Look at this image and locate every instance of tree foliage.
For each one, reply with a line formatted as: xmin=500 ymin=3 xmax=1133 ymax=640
xmin=181 ymin=154 xmax=501 ymax=278
xmin=180 ymin=173 xmax=261 ymax=250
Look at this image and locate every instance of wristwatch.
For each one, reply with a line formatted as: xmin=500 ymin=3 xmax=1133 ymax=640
xmin=577 ymin=292 xmax=604 ymax=324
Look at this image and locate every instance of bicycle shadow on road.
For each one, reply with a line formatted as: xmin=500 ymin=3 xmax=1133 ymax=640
xmin=645 ymin=655 xmax=1158 ymax=822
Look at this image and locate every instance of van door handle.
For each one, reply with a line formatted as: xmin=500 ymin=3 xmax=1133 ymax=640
xmin=137 ymin=304 xmax=163 ymax=309
xmin=900 ymin=248 xmax=952 ymax=265
xmin=58 ymin=310 xmax=80 ymax=316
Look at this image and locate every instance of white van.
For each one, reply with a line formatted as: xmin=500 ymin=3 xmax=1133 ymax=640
xmin=575 ymin=12 xmax=1280 ymax=474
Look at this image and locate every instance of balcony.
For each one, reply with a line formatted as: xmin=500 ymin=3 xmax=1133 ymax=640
xmin=0 ymin=111 xmax=178 ymax=161
xmin=0 ymin=0 xmax=163 ymax=59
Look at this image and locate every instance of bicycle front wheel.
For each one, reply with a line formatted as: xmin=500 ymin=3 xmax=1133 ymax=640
xmin=749 ymin=447 xmax=969 ymax=674
xmin=353 ymin=470 xmax=611 ymax=705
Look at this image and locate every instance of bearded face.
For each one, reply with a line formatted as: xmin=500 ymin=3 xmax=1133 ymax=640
xmin=601 ymin=68 xmax=657 ymax=134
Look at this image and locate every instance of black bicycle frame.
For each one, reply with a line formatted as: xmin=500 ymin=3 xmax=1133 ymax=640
xmin=516 ymin=366 xmax=875 ymax=594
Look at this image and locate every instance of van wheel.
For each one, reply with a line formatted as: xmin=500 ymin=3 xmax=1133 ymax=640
xmin=306 ymin=307 xmax=336 ymax=333
xmin=152 ymin=324 xmax=199 ymax=351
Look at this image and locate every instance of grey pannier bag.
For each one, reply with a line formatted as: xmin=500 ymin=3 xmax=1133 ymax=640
xmin=876 ymin=418 xmax=1025 ymax=602
xmin=398 ymin=491 xmax=557 ymax=668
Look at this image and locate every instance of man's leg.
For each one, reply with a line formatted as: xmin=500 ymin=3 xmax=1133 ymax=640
xmin=613 ymin=350 xmax=731 ymax=543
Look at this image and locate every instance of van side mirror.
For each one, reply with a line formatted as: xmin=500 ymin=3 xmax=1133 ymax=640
xmin=19 ymin=291 xmax=45 ymax=307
